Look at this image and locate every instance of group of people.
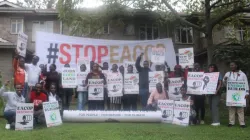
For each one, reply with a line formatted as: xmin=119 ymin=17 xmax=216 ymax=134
xmin=0 ymin=49 xmax=249 ymax=130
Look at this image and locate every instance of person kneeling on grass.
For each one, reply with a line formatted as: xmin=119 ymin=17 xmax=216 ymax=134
xmin=0 ymin=81 xmax=25 ymax=130
xmin=47 ymin=83 xmax=63 ymax=115
xmin=30 ymin=83 xmax=47 ymax=124
xmin=146 ymin=83 xmax=168 ymax=111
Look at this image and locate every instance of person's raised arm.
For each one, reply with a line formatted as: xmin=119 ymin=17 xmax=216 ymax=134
xmin=136 ymin=53 xmax=143 ymax=72
xmin=165 ymin=61 xmax=171 ymax=73
xmin=0 ymin=81 xmax=10 ymax=97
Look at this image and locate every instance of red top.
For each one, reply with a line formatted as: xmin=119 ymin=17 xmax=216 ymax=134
xmin=30 ymin=91 xmax=47 ymax=110
xmin=13 ymin=58 xmax=25 ymax=86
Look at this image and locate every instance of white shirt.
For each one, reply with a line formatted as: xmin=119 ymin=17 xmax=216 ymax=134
xmin=24 ymin=70 xmax=28 ymax=83
xmin=48 ymin=92 xmax=57 ymax=102
xmin=25 ymin=64 xmax=41 ymax=86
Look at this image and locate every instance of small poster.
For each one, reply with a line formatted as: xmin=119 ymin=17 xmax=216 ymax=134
xmin=178 ymin=48 xmax=194 ymax=68
xmin=124 ymin=61 xmax=137 ymax=73
xmin=187 ymin=72 xmax=204 ymax=95
xmin=168 ymin=78 xmax=184 ymax=101
xmin=124 ymin=73 xmax=139 ymax=94
xmin=201 ymin=72 xmax=219 ymax=94
xmin=151 ymin=47 xmax=165 ymax=64
xmin=16 ymin=32 xmax=28 ymax=57
xmin=172 ymin=101 xmax=190 ymax=126
xmin=77 ymin=72 xmax=88 ymax=92
xmin=226 ymin=81 xmax=246 ymax=107
xmin=149 ymin=71 xmax=164 ymax=92
xmin=88 ymin=79 xmax=104 ymax=100
xmin=77 ymin=57 xmax=90 ymax=72
xmin=158 ymin=100 xmax=174 ymax=123
xmin=107 ymin=73 xmax=123 ymax=97
xmin=15 ymin=103 xmax=34 ymax=131
xmin=62 ymin=68 xmax=77 ymax=88
xmin=43 ymin=101 xmax=62 ymax=127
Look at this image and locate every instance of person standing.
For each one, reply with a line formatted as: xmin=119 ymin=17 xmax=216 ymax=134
xmin=62 ymin=64 xmax=74 ymax=110
xmin=77 ymin=64 xmax=88 ymax=110
xmin=208 ymin=64 xmax=222 ymax=126
xmin=136 ymin=53 xmax=151 ymax=110
xmin=0 ymin=81 xmax=25 ymax=130
xmin=223 ymin=61 xmax=249 ymax=128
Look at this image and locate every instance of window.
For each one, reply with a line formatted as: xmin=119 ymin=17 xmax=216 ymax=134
xmin=237 ymin=27 xmax=246 ymax=41
xmin=224 ymin=26 xmax=235 ymax=39
xmin=32 ymin=21 xmax=53 ymax=41
xmin=103 ymin=24 xmax=109 ymax=34
xmin=175 ymin=26 xmax=193 ymax=44
xmin=124 ymin=24 xmax=135 ymax=35
xmin=139 ymin=24 xmax=159 ymax=40
xmin=11 ymin=19 xmax=23 ymax=34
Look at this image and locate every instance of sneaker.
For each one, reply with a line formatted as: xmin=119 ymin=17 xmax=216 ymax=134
xmin=228 ymin=124 xmax=234 ymax=127
xmin=211 ymin=123 xmax=220 ymax=126
xmin=5 ymin=124 xmax=10 ymax=130
xmin=240 ymin=125 xmax=246 ymax=128
xmin=200 ymin=120 xmax=205 ymax=124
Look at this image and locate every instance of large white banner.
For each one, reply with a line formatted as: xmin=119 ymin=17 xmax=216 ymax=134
xmin=77 ymin=72 xmax=88 ymax=92
xmin=201 ymin=72 xmax=219 ymax=94
xmin=124 ymin=73 xmax=139 ymax=94
xmin=172 ymin=101 xmax=190 ymax=126
xmin=168 ymin=78 xmax=184 ymax=101
xmin=88 ymin=79 xmax=104 ymax=100
xmin=178 ymin=48 xmax=194 ymax=68
xmin=15 ymin=103 xmax=34 ymax=131
xmin=187 ymin=72 xmax=204 ymax=95
xmin=226 ymin=81 xmax=246 ymax=107
xmin=107 ymin=73 xmax=123 ymax=97
xmin=17 ymin=32 xmax=28 ymax=57
xmin=149 ymin=71 xmax=164 ymax=92
xmin=36 ymin=32 xmax=176 ymax=71
xmin=158 ymin=100 xmax=174 ymax=123
xmin=62 ymin=68 xmax=77 ymax=88
xmin=43 ymin=101 xmax=62 ymax=127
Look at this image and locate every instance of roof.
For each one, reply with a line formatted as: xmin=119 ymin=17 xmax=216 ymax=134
xmin=0 ymin=37 xmax=15 ymax=48
xmin=0 ymin=0 xmax=21 ymax=8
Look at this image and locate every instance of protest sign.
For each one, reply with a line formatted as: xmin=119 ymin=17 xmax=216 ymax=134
xmin=201 ymin=72 xmax=219 ymax=94
xmin=158 ymin=100 xmax=174 ymax=123
xmin=187 ymin=72 xmax=204 ymax=95
xmin=168 ymin=78 xmax=184 ymax=101
xmin=172 ymin=101 xmax=190 ymax=126
xmin=226 ymin=81 xmax=246 ymax=107
xmin=178 ymin=48 xmax=194 ymax=68
xmin=15 ymin=103 xmax=34 ymax=131
xmin=88 ymin=79 xmax=104 ymax=100
xmin=16 ymin=32 xmax=28 ymax=57
xmin=43 ymin=101 xmax=62 ymax=127
xmin=62 ymin=68 xmax=77 ymax=88
xmin=77 ymin=57 xmax=90 ymax=72
xmin=77 ymin=72 xmax=88 ymax=92
xmin=124 ymin=73 xmax=139 ymax=94
xmin=151 ymin=47 xmax=165 ymax=64
xmin=149 ymin=71 xmax=164 ymax=92
xmin=124 ymin=61 xmax=137 ymax=73
xmin=36 ymin=32 xmax=176 ymax=71
xmin=107 ymin=73 xmax=123 ymax=97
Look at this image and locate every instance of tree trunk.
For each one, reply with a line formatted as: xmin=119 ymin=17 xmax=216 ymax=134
xmin=206 ymin=27 xmax=214 ymax=65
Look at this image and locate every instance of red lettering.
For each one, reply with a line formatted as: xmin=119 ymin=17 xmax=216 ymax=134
xmin=72 ymin=44 xmax=83 ymax=63
xmin=84 ymin=45 xmax=96 ymax=62
xmin=98 ymin=46 xmax=108 ymax=63
xmin=59 ymin=43 xmax=71 ymax=64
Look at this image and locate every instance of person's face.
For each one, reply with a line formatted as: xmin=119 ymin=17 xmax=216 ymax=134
xmin=35 ymin=84 xmax=42 ymax=93
xmin=19 ymin=58 xmax=25 ymax=67
xmin=32 ymin=56 xmax=39 ymax=65
xmin=127 ymin=66 xmax=133 ymax=73
xmin=112 ymin=64 xmax=118 ymax=72
xmin=49 ymin=64 xmax=56 ymax=72
xmin=156 ymin=83 xmax=163 ymax=93
xmin=119 ymin=66 xmax=124 ymax=73
xmin=15 ymin=85 xmax=23 ymax=96
xmin=230 ymin=62 xmax=237 ymax=71
xmin=143 ymin=61 xmax=149 ymax=68
xmin=103 ymin=62 xmax=109 ymax=70
xmin=209 ymin=66 xmax=215 ymax=72
xmin=155 ymin=65 xmax=161 ymax=71
xmin=80 ymin=64 xmax=86 ymax=72
xmin=93 ymin=64 xmax=99 ymax=71
xmin=50 ymin=85 xmax=56 ymax=93
xmin=64 ymin=64 xmax=70 ymax=68
xmin=194 ymin=63 xmax=200 ymax=71
xmin=180 ymin=87 xmax=187 ymax=96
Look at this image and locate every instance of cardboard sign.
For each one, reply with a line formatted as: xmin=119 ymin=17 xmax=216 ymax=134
xmin=17 ymin=32 xmax=28 ymax=57
xmin=187 ymin=72 xmax=204 ymax=95
xmin=201 ymin=72 xmax=219 ymax=94
xmin=88 ymin=79 xmax=104 ymax=100
xmin=15 ymin=103 xmax=34 ymax=131
xmin=168 ymin=78 xmax=184 ymax=101
xmin=149 ymin=71 xmax=164 ymax=92
xmin=107 ymin=73 xmax=123 ymax=97
xmin=62 ymin=68 xmax=77 ymax=88
xmin=226 ymin=81 xmax=246 ymax=107
xmin=43 ymin=101 xmax=62 ymax=127
xmin=77 ymin=58 xmax=90 ymax=73
xmin=124 ymin=61 xmax=137 ymax=73
xmin=158 ymin=100 xmax=174 ymax=123
xmin=178 ymin=48 xmax=194 ymax=68
xmin=151 ymin=47 xmax=165 ymax=64
xmin=77 ymin=72 xmax=88 ymax=92
xmin=124 ymin=73 xmax=139 ymax=94
xmin=172 ymin=101 xmax=190 ymax=126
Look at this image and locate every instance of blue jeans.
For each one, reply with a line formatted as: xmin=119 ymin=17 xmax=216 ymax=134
xmin=78 ymin=91 xmax=88 ymax=110
xmin=139 ymin=89 xmax=149 ymax=110
xmin=4 ymin=111 xmax=16 ymax=124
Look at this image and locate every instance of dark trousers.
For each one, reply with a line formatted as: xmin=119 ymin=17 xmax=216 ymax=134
xmin=194 ymin=95 xmax=205 ymax=121
xmin=4 ymin=111 xmax=16 ymax=124
xmin=139 ymin=89 xmax=149 ymax=110
xmin=63 ymin=88 xmax=73 ymax=110
xmin=104 ymin=89 xmax=110 ymax=110
xmin=123 ymin=94 xmax=137 ymax=111
xmin=88 ymin=100 xmax=104 ymax=110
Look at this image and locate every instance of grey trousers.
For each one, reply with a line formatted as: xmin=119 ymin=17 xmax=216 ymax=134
xmin=209 ymin=94 xmax=220 ymax=123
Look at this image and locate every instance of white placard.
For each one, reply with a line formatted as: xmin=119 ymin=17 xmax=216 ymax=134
xmin=15 ymin=103 xmax=34 ymax=131
xmin=172 ymin=101 xmax=190 ymax=126
xmin=124 ymin=73 xmax=139 ymax=94
xmin=149 ymin=71 xmax=164 ymax=92
xmin=43 ymin=101 xmax=62 ymax=127
xmin=107 ymin=73 xmax=123 ymax=97
xmin=158 ymin=100 xmax=174 ymax=123
xmin=77 ymin=57 xmax=90 ymax=73
xmin=62 ymin=67 xmax=77 ymax=88
xmin=77 ymin=72 xmax=88 ymax=92
xmin=124 ymin=61 xmax=137 ymax=73
xmin=187 ymin=72 xmax=204 ymax=95
xmin=88 ymin=79 xmax=104 ymax=100
xmin=151 ymin=47 xmax=165 ymax=64
xmin=168 ymin=78 xmax=184 ymax=101
xmin=178 ymin=48 xmax=194 ymax=68
xmin=201 ymin=72 xmax=219 ymax=94
xmin=226 ymin=81 xmax=246 ymax=107
xmin=17 ymin=32 xmax=28 ymax=57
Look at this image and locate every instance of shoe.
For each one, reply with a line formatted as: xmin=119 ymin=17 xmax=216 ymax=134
xmin=200 ymin=120 xmax=205 ymax=124
xmin=228 ymin=124 xmax=234 ymax=127
xmin=5 ymin=124 xmax=10 ymax=130
xmin=240 ymin=125 xmax=246 ymax=128
xmin=211 ymin=123 xmax=220 ymax=126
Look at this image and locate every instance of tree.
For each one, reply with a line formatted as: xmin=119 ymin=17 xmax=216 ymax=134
xmin=58 ymin=0 xmax=250 ymax=63
xmin=17 ymin=0 xmax=57 ymax=9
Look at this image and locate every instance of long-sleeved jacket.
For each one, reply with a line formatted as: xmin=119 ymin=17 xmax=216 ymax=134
xmin=135 ymin=56 xmax=151 ymax=89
